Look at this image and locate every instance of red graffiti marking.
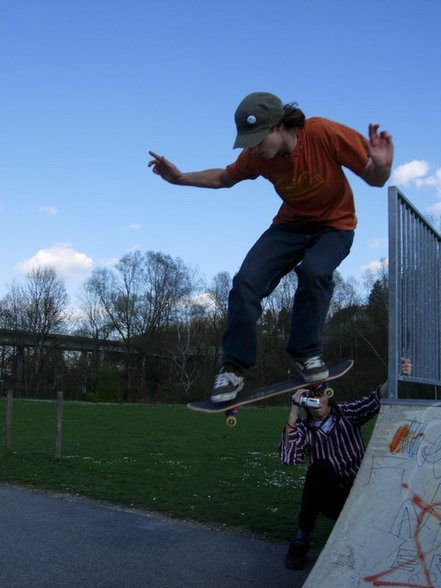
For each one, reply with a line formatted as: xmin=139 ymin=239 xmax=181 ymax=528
xmin=363 ymin=484 xmax=441 ymax=587
xmin=390 ymin=425 xmax=411 ymax=453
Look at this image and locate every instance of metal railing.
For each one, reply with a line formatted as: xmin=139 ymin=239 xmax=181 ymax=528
xmin=388 ymin=186 xmax=441 ymax=398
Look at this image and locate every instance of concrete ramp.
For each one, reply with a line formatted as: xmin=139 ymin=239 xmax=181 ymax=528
xmin=304 ymin=401 xmax=441 ymax=587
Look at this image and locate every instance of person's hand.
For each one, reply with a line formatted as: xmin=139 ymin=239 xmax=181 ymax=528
xmin=148 ymin=151 xmax=183 ymax=184
xmin=285 ymin=389 xmax=307 ymax=431
xmin=401 ymin=357 xmax=412 ymax=376
xmin=291 ymin=389 xmax=308 ymax=406
xmin=363 ymin=124 xmax=394 ymax=169
xmin=379 ymin=357 xmax=413 ymax=397
xmin=288 ymin=388 xmax=308 ymax=418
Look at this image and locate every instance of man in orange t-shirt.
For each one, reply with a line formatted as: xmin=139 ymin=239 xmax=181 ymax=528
xmin=148 ymin=92 xmax=393 ymax=402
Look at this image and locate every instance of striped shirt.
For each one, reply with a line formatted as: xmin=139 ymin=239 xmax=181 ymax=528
xmin=279 ymin=388 xmax=381 ymax=480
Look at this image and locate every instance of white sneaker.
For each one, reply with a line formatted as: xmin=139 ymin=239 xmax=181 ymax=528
xmin=294 ymin=356 xmax=329 ymax=383
xmin=211 ymin=368 xmax=244 ymax=403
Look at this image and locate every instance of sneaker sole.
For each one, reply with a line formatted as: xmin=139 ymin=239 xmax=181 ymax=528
xmin=211 ymin=382 xmax=245 ymax=403
xmin=301 ymin=369 xmax=329 ymax=383
xmin=210 ymin=391 xmax=239 ymax=403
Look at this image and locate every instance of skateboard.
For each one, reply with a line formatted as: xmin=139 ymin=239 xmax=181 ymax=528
xmin=187 ymin=360 xmax=354 ymax=427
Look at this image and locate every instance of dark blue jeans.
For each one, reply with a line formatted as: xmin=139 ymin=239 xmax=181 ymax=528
xmin=222 ymin=224 xmax=354 ymax=368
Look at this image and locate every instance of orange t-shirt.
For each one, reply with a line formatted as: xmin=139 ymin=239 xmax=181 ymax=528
xmin=226 ymin=117 xmax=369 ymax=230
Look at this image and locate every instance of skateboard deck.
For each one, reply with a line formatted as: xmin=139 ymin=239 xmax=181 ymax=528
xmin=187 ymin=360 xmax=354 ymax=426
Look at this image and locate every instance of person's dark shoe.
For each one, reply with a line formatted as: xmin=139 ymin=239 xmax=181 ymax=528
xmin=211 ymin=365 xmax=244 ymax=402
xmin=284 ymin=539 xmax=310 ymax=571
xmin=294 ymin=355 xmax=329 ymax=383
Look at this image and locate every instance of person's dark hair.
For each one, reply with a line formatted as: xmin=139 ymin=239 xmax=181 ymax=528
xmin=281 ymin=103 xmax=305 ymax=129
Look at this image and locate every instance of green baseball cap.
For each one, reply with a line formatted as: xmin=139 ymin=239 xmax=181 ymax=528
xmin=233 ymin=92 xmax=284 ymax=149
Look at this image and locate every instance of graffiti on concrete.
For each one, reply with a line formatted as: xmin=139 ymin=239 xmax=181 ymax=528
xmin=363 ymin=483 xmax=441 ymax=587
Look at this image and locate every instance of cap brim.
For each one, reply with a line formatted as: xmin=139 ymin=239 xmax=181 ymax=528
xmin=233 ymin=128 xmax=270 ymax=149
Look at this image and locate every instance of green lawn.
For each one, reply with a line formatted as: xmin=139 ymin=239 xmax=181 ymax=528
xmin=0 ymin=399 xmax=375 ymax=546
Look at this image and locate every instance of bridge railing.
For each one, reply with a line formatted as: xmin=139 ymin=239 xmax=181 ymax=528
xmin=388 ymin=186 xmax=441 ymax=398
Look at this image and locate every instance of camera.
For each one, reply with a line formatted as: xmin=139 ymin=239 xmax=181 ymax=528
xmin=299 ymin=393 xmax=320 ymax=408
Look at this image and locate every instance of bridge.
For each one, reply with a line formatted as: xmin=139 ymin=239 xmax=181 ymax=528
xmin=0 ymin=329 xmax=132 ymax=354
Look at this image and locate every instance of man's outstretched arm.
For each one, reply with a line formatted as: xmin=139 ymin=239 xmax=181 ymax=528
xmin=148 ymin=151 xmax=238 ymax=189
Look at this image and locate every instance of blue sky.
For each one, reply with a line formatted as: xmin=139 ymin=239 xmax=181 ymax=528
xmin=1 ymin=0 xmax=440 ymax=304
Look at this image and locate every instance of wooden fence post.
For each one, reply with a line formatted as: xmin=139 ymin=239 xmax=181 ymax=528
xmin=54 ymin=389 xmax=63 ymax=459
xmin=4 ymin=388 xmax=13 ymax=453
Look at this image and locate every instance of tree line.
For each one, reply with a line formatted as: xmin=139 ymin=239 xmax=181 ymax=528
xmin=0 ymin=251 xmax=390 ymax=403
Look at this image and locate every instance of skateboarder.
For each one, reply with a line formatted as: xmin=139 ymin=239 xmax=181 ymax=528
xmin=280 ymin=358 xmax=412 ymax=570
xmin=148 ymin=92 xmax=393 ymax=402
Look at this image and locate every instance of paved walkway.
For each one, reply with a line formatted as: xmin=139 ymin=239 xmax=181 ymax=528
xmin=0 ymin=484 xmax=316 ymax=587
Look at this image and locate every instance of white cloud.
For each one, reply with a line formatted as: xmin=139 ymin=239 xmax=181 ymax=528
xmin=128 ymin=223 xmax=142 ymax=231
xmin=393 ymin=160 xmax=441 ymax=195
xmin=418 ymin=167 xmax=441 ymax=196
xmin=427 ymin=201 xmax=441 ymax=216
xmin=18 ymin=243 xmax=93 ymax=280
xmin=39 ymin=205 xmax=57 ymax=216
xmin=367 ymin=238 xmax=387 ymax=249
xmin=392 ymin=160 xmax=441 ymax=216
xmin=103 ymin=256 xmax=120 ymax=266
xmin=392 ymin=160 xmax=430 ymax=185
xmin=361 ymin=259 xmax=388 ymax=274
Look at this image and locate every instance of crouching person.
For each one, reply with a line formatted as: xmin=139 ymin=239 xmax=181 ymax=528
xmin=278 ymin=358 xmax=411 ymax=570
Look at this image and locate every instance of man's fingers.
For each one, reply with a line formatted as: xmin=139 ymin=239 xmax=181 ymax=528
xmin=368 ymin=123 xmax=380 ymax=139
xmin=368 ymin=124 xmax=392 ymax=141
xmin=147 ymin=151 xmax=166 ymax=166
xmin=379 ymin=130 xmax=393 ymax=142
xmin=148 ymin=150 xmax=162 ymax=160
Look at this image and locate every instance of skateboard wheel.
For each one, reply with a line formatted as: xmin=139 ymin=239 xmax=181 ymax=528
xmin=226 ymin=415 xmax=237 ymax=427
xmin=225 ymin=408 xmax=238 ymax=427
xmin=324 ymin=386 xmax=334 ymax=398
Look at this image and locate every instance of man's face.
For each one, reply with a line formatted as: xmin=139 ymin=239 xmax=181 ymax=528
xmin=307 ymin=394 xmax=331 ymax=421
xmin=249 ymin=127 xmax=284 ymax=159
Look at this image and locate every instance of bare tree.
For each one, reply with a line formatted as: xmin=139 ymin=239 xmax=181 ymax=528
xmin=86 ymin=251 xmax=194 ymax=341
xmin=169 ymin=298 xmax=207 ymax=395
xmin=262 ymin=271 xmax=298 ymax=341
xmin=362 ymin=257 xmax=388 ymax=301
xmin=0 ymin=266 xmax=69 ymax=396
xmin=328 ymin=272 xmax=361 ymax=316
xmin=1 ymin=267 xmax=68 ymax=333
xmin=77 ymin=282 xmax=114 ymax=341
xmin=206 ymin=271 xmax=231 ymax=323
xmin=203 ymin=271 xmax=231 ymax=368
xmin=84 ymin=250 xmax=197 ymax=399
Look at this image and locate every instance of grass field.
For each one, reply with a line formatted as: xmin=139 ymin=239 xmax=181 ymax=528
xmin=0 ymin=399 xmax=375 ymax=546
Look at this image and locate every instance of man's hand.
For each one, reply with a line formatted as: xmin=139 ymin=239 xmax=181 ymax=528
xmin=379 ymin=357 xmax=413 ymax=397
xmin=360 ymin=124 xmax=394 ymax=187
xmin=284 ymin=389 xmax=306 ymax=437
xmin=291 ymin=389 xmax=308 ymax=406
xmin=401 ymin=357 xmax=412 ymax=376
xmin=148 ymin=151 xmax=237 ymax=189
xmin=288 ymin=389 xmax=308 ymax=418
xmin=148 ymin=151 xmax=183 ymax=184
xmin=364 ymin=124 xmax=394 ymax=168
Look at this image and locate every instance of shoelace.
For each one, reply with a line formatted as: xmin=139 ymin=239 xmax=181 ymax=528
xmin=214 ymin=372 xmax=230 ymax=388
xmin=303 ymin=356 xmax=324 ymax=369
xmin=214 ymin=371 xmax=242 ymax=388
